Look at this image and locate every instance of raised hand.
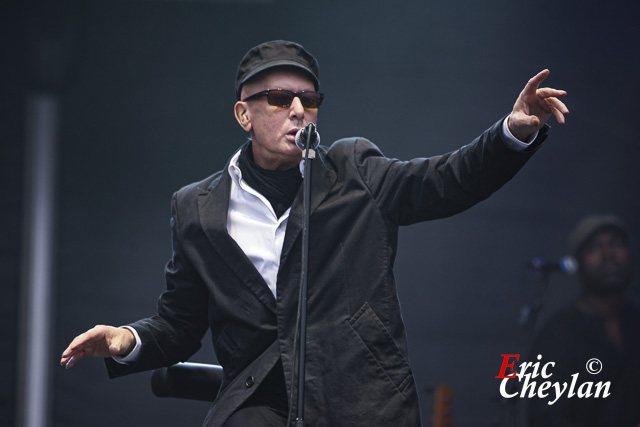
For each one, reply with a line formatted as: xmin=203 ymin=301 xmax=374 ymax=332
xmin=509 ymin=69 xmax=569 ymax=141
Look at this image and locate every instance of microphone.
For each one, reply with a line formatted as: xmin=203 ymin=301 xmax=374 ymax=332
xmin=526 ymin=256 xmax=577 ymax=275
xmin=295 ymin=123 xmax=320 ymax=150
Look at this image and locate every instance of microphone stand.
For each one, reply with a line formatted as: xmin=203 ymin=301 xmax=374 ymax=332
xmin=293 ymin=124 xmax=317 ymax=427
xmin=497 ymin=268 xmax=554 ymax=427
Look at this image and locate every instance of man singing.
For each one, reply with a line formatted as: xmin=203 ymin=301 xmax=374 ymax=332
xmin=61 ymin=40 xmax=569 ymax=426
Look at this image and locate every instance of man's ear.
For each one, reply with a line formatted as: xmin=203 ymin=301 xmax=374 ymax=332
xmin=234 ymin=102 xmax=251 ymax=132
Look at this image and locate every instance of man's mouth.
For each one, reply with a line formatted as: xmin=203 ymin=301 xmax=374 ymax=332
xmin=286 ymin=128 xmax=300 ymax=143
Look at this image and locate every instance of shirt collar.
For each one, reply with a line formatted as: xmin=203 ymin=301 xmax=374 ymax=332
xmin=228 ymin=145 xmax=306 ymax=181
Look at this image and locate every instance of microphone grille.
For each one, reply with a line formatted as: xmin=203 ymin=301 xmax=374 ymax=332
xmin=295 ymin=123 xmax=320 ymax=150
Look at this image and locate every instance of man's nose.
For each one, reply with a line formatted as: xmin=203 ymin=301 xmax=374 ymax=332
xmin=290 ymin=96 xmax=305 ymax=118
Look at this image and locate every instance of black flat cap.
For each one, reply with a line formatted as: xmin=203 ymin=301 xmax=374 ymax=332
xmin=235 ymin=40 xmax=320 ymax=99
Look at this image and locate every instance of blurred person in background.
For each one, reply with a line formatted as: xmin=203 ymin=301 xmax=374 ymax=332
xmin=528 ymin=214 xmax=640 ymax=427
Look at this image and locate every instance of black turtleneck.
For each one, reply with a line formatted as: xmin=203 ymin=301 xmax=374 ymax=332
xmin=237 ymin=142 xmax=302 ymax=218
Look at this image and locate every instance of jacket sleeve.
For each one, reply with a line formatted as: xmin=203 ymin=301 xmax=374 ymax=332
xmin=106 ymin=189 xmax=210 ymax=378
xmin=351 ymin=118 xmax=548 ymax=226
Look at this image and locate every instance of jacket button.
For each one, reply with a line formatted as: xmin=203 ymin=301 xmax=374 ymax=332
xmin=245 ymin=376 xmax=255 ymax=388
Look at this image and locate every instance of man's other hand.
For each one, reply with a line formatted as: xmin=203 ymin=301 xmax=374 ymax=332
xmin=60 ymin=325 xmax=135 ymax=369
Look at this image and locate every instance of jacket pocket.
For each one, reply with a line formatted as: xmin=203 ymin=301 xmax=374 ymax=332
xmin=347 ymin=302 xmax=413 ymax=396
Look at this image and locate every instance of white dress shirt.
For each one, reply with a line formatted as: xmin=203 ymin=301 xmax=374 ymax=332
xmin=226 ymin=148 xmax=299 ymax=300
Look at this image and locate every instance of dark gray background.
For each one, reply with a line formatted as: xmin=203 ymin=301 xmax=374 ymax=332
xmin=4 ymin=0 xmax=639 ymax=426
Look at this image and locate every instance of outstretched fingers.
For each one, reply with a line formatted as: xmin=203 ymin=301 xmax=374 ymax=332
xmin=522 ymin=69 xmax=551 ymax=95
xmin=60 ymin=325 xmax=136 ymax=369
xmin=60 ymin=332 xmax=91 ymax=368
xmin=545 ymin=97 xmax=569 ymax=124
xmin=510 ymin=69 xmax=568 ymax=140
xmin=62 ymin=350 xmax=85 ymax=369
xmin=536 ymin=87 xmax=567 ymax=99
xmin=60 ymin=326 xmax=107 ymax=368
xmin=543 ymin=94 xmax=569 ymax=112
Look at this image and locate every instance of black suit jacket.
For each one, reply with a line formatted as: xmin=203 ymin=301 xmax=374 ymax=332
xmin=106 ymin=119 xmax=547 ymax=426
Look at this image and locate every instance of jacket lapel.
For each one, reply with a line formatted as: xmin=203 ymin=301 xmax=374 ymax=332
xmin=197 ymin=166 xmax=277 ymax=314
xmin=279 ymin=149 xmax=337 ymax=275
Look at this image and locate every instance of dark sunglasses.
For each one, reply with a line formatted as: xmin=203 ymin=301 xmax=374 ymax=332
xmin=242 ymin=89 xmax=324 ymax=109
